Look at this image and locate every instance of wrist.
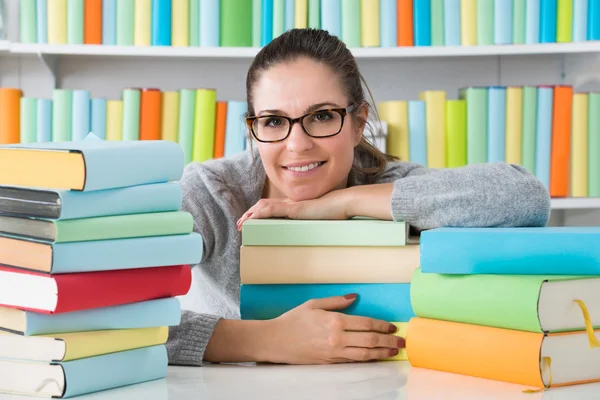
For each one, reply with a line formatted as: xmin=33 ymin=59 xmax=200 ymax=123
xmin=342 ymin=186 xmax=359 ymax=219
xmin=204 ymin=319 xmax=275 ymax=363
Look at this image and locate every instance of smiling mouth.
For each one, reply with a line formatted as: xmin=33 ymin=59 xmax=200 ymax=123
xmin=283 ymin=161 xmax=326 ymax=172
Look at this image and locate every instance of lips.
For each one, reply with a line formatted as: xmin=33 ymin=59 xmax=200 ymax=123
xmin=284 ymin=161 xmax=325 ymax=172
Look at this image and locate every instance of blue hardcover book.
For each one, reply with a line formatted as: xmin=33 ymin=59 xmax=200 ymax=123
xmin=91 ymin=98 xmax=107 ymax=140
xmin=261 ymin=0 xmax=274 ymax=46
xmin=241 ymin=283 xmax=414 ymax=322
xmin=588 ymin=0 xmax=600 ymax=40
xmin=573 ymin=0 xmax=588 ymax=41
xmin=152 ymin=0 xmax=171 ymax=45
xmin=36 ymin=98 xmax=52 ymax=143
xmin=102 ymin=0 xmax=116 ymax=45
xmin=494 ymin=0 xmax=512 ymax=44
xmin=380 ymin=0 xmax=397 ymax=47
xmin=420 ymin=227 xmax=600 ymax=275
xmin=200 ymin=0 xmax=220 ymax=46
xmin=408 ymin=100 xmax=427 ymax=166
xmin=540 ymin=0 xmax=557 ymax=42
xmin=444 ymin=0 xmax=460 ymax=46
xmin=321 ymin=0 xmax=341 ymax=38
xmin=36 ymin=0 xmax=48 ymax=43
xmin=225 ymin=101 xmax=248 ymax=157
xmin=535 ymin=86 xmax=553 ymax=189
xmin=487 ymin=86 xmax=506 ymax=163
xmin=71 ymin=90 xmax=91 ymax=142
xmin=525 ymin=0 xmax=540 ymax=43
xmin=414 ymin=0 xmax=432 ymax=46
xmin=285 ymin=0 xmax=295 ymax=31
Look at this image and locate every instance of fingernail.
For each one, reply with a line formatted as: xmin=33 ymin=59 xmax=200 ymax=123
xmin=389 ymin=348 xmax=399 ymax=356
xmin=397 ymin=337 xmax=406 ymax=348
xmin=344 ymin=293 xmax=357 ymax=300
xmin=388 ymin=324 xmax=397 ymax=333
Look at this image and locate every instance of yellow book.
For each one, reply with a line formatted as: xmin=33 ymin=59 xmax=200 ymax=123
xmin=384 ymin=322 xmax=408 ymax=361
xmin=505 ymin=86 xmax=523 ymax=165
xmin=106 ymin=100 xmax=123 ymax=141
xmin=571 ymin=93 xmax=589 ymax=197
xmin=134 ymin=0 xmax=152 ymax=46
xmin=419 ymin=90 xmax=447 ymax=168
xmin=446 ymin=99 xmax=467 ymax=168
xmin=378 ymin=101 xmax=409 ymax=161
xmin=0 ymin=327 xmax=168 ymax=362
xmin=48 ymin=0 xmax=67 ymax=44
xmin=295 ymin=0 xmax=308 ymax=28
xmin=172 ymin=0 xmax=190 ymax=46
xmin=192 ymin=89 xmax=217 ymax=162
xmin=460 ymin=0 xmax=477 ymax=46
xmin=360 ymin=0 xmax=380 ymax=47
xmin=161 ymin=91 xmax=180 ymax=142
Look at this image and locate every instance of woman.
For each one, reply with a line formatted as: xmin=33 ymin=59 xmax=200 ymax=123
xmin=167 ymin=29 xmax=551 ymax=366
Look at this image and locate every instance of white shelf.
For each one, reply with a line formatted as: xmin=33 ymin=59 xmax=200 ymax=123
xmin=551 ymin=197 xmax=600 ymax=210
xmin=0 ymin=41 xmax=9 ymax=52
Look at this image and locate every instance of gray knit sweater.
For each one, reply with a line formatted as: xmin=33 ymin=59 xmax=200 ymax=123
xmin=166 ymin=148 xmax=551 ymax=366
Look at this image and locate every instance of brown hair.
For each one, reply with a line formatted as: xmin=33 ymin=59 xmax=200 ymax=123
xmin=245 ymin=28 xmax=397 ymax=183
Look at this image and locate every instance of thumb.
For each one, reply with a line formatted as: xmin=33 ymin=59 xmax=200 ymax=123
xmin=306 ymin=293 xmax=358 ymax=311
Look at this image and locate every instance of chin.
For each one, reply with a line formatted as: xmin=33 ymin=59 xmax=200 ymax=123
xmin=285 ymin=185 xmax=331 ymax=202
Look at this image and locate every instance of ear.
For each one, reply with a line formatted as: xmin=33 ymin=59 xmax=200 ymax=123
xmin=353 ymin=103 xmax=369 ymax=146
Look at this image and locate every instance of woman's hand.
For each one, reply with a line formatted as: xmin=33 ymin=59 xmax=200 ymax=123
xmin=262 ymin=294 xmax=404 ymax=365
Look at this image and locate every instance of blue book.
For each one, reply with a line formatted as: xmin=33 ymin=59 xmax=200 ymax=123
xmin=5 ymin=298 xmax=181 ymax=336
xmin=535 ymin=87 xmax=553 ymax=189
xmin=525 ymin=0 xmax=540 ymax=43
xmin=588 ymin=0 xmax=600 ymax=40
xmin=102 ymin=0 xmax=116 ymax=45
xmin=71 ymin=90 xmax=91 ymax=142
xmin=36 ymin=98 xmax=52 ymax=143
xmin=540 ymin=0 xmax=557 ymax=42
xmin=408 ymin=100 xmax=427 ymax=166
xmin=443 ymin=0 xmax=460 ymax=46
xmin=152 ymin=0 xmax=171 ymax=45
xmin=420 ymin=227 xmax=600 ymax=275
xmin=261 ymin=0 xmax=274 ymax=46
xmin=413 ymin=0 xmax=432 ymax=46
xmin=380 ymin=0 xmax=397 ymax=47
xmin=225 ymin=101 xmax=248 ymax=157
xmin=487 ymin=86 xmax=506 ymax=163
xmin=91 ymin=98 xmax=107 ymax=140
xmin=285 ymin=0 xmax=295 ymax=31
xmin=321 ymin=0 xmax=341 ymax=38
xmin=241 ymin=283 xmax=414 ymax=322
xmin=200 ymin=0 xmax=220 ymax=46
xmin=573 ymin=0 xmax=588 ymax=41
xmin=494 ymin=0 xmax=512 ymax=44
xmin=36 ymin=0 xmax=48 ymax=43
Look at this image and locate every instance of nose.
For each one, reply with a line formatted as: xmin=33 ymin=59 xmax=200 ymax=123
xmin=286 ymin=121 xmax=313 ymax=153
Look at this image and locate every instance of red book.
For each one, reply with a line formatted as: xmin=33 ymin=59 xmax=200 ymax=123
xmin=0 ymin=264 xmax=191 ymax=314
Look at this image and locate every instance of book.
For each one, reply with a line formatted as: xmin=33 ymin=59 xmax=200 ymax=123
xmin=410 ymin=268 xmax=600 ymax=333
xmin=419 ymin=227 xmax=600 ymax=275
xmin=413 ymin=0 xmax=431 ymax=46
xmin=505 ymin=86 xmax=523 ymax=165
xmin=0 ymin=264 xmax=191 ymax=314
xmin=459 ymin=87 xmax=487 ymax=164
xmin=419 ymin=90 xmax=446 ymax=168
xmin=540 ymin=0 xmax=557 ymax=43
xmin=0 ymin=134 xmax=184 ymax=191
xmin=378 ymin=101 xmax=408 ymax=161
xmin=240 ymin=245 xmax=420 ymax=284
xmin=152 ymin=0 xmax=171 ymax=46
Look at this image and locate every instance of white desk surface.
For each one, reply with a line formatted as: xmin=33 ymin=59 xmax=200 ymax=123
xmin=2 ymin=361 xmax=600 ymax=400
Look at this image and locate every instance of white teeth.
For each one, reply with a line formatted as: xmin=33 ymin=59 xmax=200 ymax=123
xmin=287 ymin=162 xmax=322 ymax=172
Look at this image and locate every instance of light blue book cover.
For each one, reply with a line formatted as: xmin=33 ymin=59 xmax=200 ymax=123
xmin=420 ymin=227 xmax=600 ymax=275
xmin=589 ymin=0 xmax=600 ymax=40
xmin=494 ymin=0 xmax=512 ymax=44
xmin=380 ymin=0 xmax=397 ymax=47
xmin=241 ymin=283 xmax=414 ymax=322
xmin=443 ymin=0 xmax=460 ymax=46
xmin=573 ymin=0 xmax=588 ymax=41
xmin=487 ymin=86 xmax=506 ymax=163
xmin=525 ymin=0 xmax=540 ymax=43
xmin=36 ymin=98 xmax=52 ymax=143
xmin=321 ymin=0 xmax=341 ymax=38
xmin=225 ymin=101 xmax=248 ymax=157
xmin=261 ymin=0 xmax=274 ymax=46
xmin=285 ymin=0 xmax=295 ymax=31
xmin=408 ymin=100 xmax=427 ymax=166
xmin=152 ymin=0 xmax=171 ymax=45
xmin=200 ymin=0 xmax=220 ymax=46
xmin=72 ymin=90 xmax=91 ymax=142
xmin=414 ymin=0 xmax=432 ymax=46
xmin=91 ymin=98 xmax=107 ymax=140
xmin=36 ymin=0 xmax=48 ymax=43
xmin=540 ymin=0 xmax=557 ymax=42
xmin=273 ymin=0 xmax=286 ymax=38
xmin=16 ymin=298 xmax=182 ymax=336
xmin=4 ymin=134 xmax=185 ymax=191
xmin=535 ymin=87 xmax=553 ymax=189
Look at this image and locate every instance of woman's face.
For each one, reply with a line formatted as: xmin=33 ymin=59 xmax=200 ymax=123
xmin=251 ymin=58 xmax=365 ymax=201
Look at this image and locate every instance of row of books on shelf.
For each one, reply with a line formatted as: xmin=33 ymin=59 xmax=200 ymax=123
xmin=18 ymin=0 xmax=600 ymax=49
xmin=378 ymin=86 xmax=600 ymax=199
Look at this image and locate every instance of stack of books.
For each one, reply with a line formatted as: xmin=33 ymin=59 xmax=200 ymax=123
xmin=405 ymin=227 xmax=600 ymax=391
xmin=239 ymin=217 xmax=419 ymax=360
xmin=0 ymin=134 xmax=203 ymax=398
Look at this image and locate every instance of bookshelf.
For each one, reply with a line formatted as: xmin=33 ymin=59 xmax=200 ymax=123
xmin=551 ymin=198 xmax=600 ymax=210
xmin=0 ymin=40 xmax=9 ymax=52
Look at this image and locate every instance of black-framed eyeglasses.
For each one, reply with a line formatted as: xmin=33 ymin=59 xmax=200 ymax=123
xmin=245 ymin=104 xmax=356 ymax=143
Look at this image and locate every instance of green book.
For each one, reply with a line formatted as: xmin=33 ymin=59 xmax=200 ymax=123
xmin=192 ymin=89 xmax=216 ymax=162
xmin=122 ymin=89 xmax=141 ymax=141
xmin=445 ymin=100 xmax=467 ymax=168
xmin=557 ymin=0 xmax=573 ymax=43
xmin=20 ymin=0 xmax=37 ymax=43
xmin=273 ymin=0 xmax=285 ymax=39
xmin=476 ymin=0 xmax=493 ymax=45
xmin=221 ymin=0 xmax=253 ymax=46
xmin=458 ymin=87 xmax=487 ymax=164
xmin=252 ymin=0 xmax=262 ymax=47
xmin=116 ymin=0 xmax=135 ymax=46
xmin=308 ymin=0 xmax=320 ymax=29
xmin=521 ymin=86 xmax=537 ymax=174
xmin=52 ymin=89 xmax=72 ymax=142
xmin=512 ymin=0 xmax=525 ymax=44
xmin=430 ymin=0 xmax=444 ymax=46
xmin=241 ymin=218 xmax=411 ymax=246
xmin=189 ymin=0 xmax=200 ymax=46
xmin=341 ymin=0 xmax=361 ymax=48
xmin=178 ymin=89 xmax=196 ymax=165
xmin=20 ymin=97 xmax=37 ymax=144
xmin=0 ymin=211 xmax=193 ymax=243
xmin=410 ymin=268 xmax=600 ymax=333
xmin=589 ymin=93 xmax=600 ymax=197
xmin=67 ymin=0 xmax=84 ymax=44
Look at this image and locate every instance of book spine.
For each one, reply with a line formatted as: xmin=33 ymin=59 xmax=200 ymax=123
xmin=589 ymin=94 xmax=600 ymax=197
xmin=36 ymin=0 xmax=48 ymax=43
xmin=572 ymin=0 xmax=588 ymax=42
xmin=535 ymin=87 xmax=554 ymax=189
xmin=525 ymin=0 xmax=540 ymax=43
xmin=273 ymin=0 xmax=286 ymax=38
xmin=189 ymin=0 xmax=200 ymax=46
xmin=116 ymin=0 xmax=135 ymax=45
xmin=172 ymin=0 xmax=190 ymax=46
xmin=0 ymin=89 xmax=22 ymax=144
xmin=200 ymin=0 xmax=220 ymax=46
xmin=36 ymin=98 xmax=52 ymax=143
xmin=71 ymin=89 xmax=91 ymax=142
xmin=308 ymin=0 xmax=321 ymax=28
xmin=397 ymin=0 xmax=413 ymax=46
xmin=459 ymin=87 xmax=487 ymax=164
xmin=67 ymin=0 xmax=84 ymax=44
xmin=20 ymin=97 xmax=37 ymax=144
xmin=445 ymin=99 xmax=466 ymax=168
xmin=160 ymin=92 xmax=180 ymax=142
xmin=521 ymin=86 xmax=537 ymax=174
xmin=20 ymin=0 xmax=37 ymax=43
xmin=571 ymin=93 xmax=588 ymax=197
xmin=444 ymin=0 xmax=460 ymax=46
xmin=414 ymin=0 xmax=432 ymax=46
xmin=476 ymin=0 xmax=492 ymax=45
xmin=419 ymin=91 xmax=446 ymax=168
xmin=512 ymin=0 xmax=525 ymax=44
xmin=589 ymin=0 xmax=600 ymax=40
xmin=342 ymin=0 xmax=361 ymax=47
xmin=494 ymin=0 xmax=512 ymax=44
xmin=505 ymin=86 xmax=523 ymax=165
xmin=549 ymin=86 xmax=573 ymax=197
xmin=84 ymin=0 xmax=102 ymax=44
xmin=430 ymin=0 xmax=444 ymax=46
xmin=105 ymin=100 xmax=123 ymax=141
xmin=139 ymin=89 xmax=162 ymax=141
xmin=460 ymin=0 xmax=476 ymax=45
xmin=221 ymin=0 xmax=253 ymax=46
xmin=408 ymin=100 xmax=427 ymax=165
xmin=102 ymin=0 xmax=116 ymax=45
xmin=192 ymin=90 xmax=217 ymax=162
xmin=253 ymin=0 xmax=262 ymax=46
xmin=224 ymin=101 xmax=249 ymax=157
xmin=360 ymin=0 xmax=380 ymax=47
xmin=91 ymin=98 xmax=107 ymax=140
xmin=48 ymin=0 xmax=67 ymax=44
xmin=380 ymin=0 xmax=397 ymax=47
xmin=322 ymin=0 xmax=342 ymax=38
xmin=540 ymin=0 xmax=557 ymax=43
xmin=556 ymin=0 xmax=573 ymax=42
xmin=134 ymin=0 xmax=152 ymax=46
xmin=262 ymin=0 xmax=274 ymax=46
xmin=178 ymin=89 xmax=196 ymax=164
xmin=214 ymin=102 xmax=228 ymax=158
xmin=285 ymin=0 xmax=295 ymax=31
xmin=122 ymin=89 xmax=141 ymax=141
xmin=378 ymin=101 xmax=409 ymax=160
xmin=487 ymin=86 xmax=506 ymax=163
xmin=152 ymin=0 xmax=172 ymax=46
xmin=52 ymin=89 xmax=72 ymax=142
xmin=294 ymin=0 xmax=308 ymax=28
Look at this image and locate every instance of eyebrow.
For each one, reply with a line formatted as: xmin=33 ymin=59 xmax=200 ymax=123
xmin=257 ymin=102 xmax=342 ymax=116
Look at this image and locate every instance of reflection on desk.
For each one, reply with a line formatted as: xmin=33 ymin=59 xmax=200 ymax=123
xmin=2 ymin=361 xmax=600 ymax=400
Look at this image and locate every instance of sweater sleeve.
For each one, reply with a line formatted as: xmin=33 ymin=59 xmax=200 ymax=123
xmin=166 ymin=311 xmax=221 ymax=366
xmin=377 ymin=161 xmax=551 ymax=230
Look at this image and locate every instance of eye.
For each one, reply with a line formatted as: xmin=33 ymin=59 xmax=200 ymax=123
xmin=312 ymin=111 xmax=333 ymax=122
xmin=264 ymin=117 xmax=285 ymax=127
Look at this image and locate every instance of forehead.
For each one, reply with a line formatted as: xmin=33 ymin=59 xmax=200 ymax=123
xmin=253 ymin=58 xmax=346 ymax=114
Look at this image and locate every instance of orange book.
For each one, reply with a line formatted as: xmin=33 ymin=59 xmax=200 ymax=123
xmin=139 ymin=89 xmax=162 ymax=141
xmin=213 ymin=101 xmax=228 ymax=158
xmin=0 ymin=88 xmax=22 ymax=144
xmin=407 ymin=317 xmax=600 ymax=389
xmin=550 ymin=86 xmax=573 ymax=197
xmin=397 ymin=0 xmax=414 ymax=46
xmin=84 ymin=0 xmax=102 ymax=44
